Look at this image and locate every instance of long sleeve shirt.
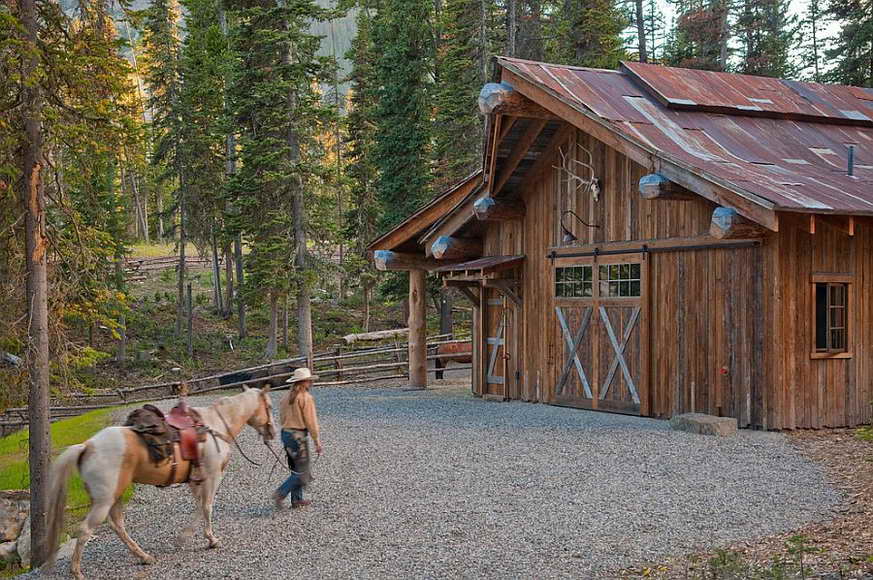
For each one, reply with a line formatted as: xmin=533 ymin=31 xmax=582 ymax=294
xmin=279 ymin=390 xmax=321 ymax=446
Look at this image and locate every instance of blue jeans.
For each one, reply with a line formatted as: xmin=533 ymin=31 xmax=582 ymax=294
xmin=276 ymin=429 xmax=311 ymax=501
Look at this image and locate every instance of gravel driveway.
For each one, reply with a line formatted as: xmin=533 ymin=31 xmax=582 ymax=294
xmin=36 ymin=384 xmax=838 ymax=579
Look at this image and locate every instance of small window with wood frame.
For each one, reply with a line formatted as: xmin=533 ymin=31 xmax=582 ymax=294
xmin=812 ymin=274 xmax=852 ymax=358
xmin=555 ymin=265 xmax=593 ymax=298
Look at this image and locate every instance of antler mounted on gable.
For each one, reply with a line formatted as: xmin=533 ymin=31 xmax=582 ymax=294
xmin=554 ymin=143 xmax=600 ymax=202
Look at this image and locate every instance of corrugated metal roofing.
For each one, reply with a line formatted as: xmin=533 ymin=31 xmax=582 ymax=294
xmin=498 ymin=57 xmax=873 ymax=215
xmin=435 ymin=255 xmax=525 ymax=273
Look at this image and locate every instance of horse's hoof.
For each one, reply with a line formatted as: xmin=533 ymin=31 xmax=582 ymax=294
xmin=141 ymin=554 xmax=157 ymax=565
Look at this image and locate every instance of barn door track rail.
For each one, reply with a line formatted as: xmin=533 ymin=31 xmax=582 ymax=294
xmin=547 ymin=239 xmax=761 ymax=261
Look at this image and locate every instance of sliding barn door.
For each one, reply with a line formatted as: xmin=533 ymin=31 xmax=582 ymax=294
xmin=554 ymin=256 xmax=647 ymax=415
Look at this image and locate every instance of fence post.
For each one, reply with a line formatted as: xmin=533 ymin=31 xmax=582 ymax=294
xmin=335 ymin=346 xmax=343 ymax=379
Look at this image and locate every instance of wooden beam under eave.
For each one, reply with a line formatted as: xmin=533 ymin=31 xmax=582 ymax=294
xmin=639 ymin=173 xmax=696 ymax=201
xmin=501 ymin=68 xmax=780 ymax=232
xmin=431 ymin=236 xmax=483 ymax=260
xmin=473 ymin=196 xmax=526 ymax=221
xmin=710 ymin=207 xmax=767 ymax=240
xmin=492 ymin=119 xmax=548 ymax=196
xmin=479 ymin=82 xmax=559 ymax=120
xmin=373 ymin=250 xmax=460 ymax=272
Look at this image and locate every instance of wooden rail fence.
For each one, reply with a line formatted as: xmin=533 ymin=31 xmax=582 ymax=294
xmin=0 ymin=334 xmax=471 ymax=437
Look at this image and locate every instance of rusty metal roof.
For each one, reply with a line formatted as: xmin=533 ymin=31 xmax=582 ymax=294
xmin=435 ymin=255 xmax=525 ymax=273
xmin=498 ymin=56 xmax=873 ymax=215
xmin=367 ymin=170 xmax=483 ymax=252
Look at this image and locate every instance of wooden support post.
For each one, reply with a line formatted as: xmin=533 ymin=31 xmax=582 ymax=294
xmin=478 ymin=82 xmax=559 ymax=120
xmin=639 ymin=173 xmax=696 ymax=200
xmin=408 ymin=269 xmax=427 ymax=390
xmin=710 ymin=207 xmax=768 ymax=239
xmin=431 ymin=236 xmax=483 ymax=260
xmin=473 ymin=196 xmax=526 ymax=221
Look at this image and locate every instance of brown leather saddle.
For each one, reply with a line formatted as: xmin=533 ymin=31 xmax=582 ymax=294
xmin=125 ymin=397 xmax=207 ymax=485
xmin=166 ymin=399 xmax=203 ymax=463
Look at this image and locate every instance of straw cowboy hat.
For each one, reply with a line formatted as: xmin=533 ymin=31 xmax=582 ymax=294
xmin=285 ymin=367 xmax=319 ymax=384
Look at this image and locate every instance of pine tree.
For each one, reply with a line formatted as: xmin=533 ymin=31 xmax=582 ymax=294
xmin=432 ymin=0 xmax=488 ymax=190
xmin=643 ymin=0 xmax=667 ymax=62
xmin=664 ymin=0 xmax=730 ymax=71
xmin=345 ymin=0 xmax=380 ymax=329
xmin=545 ymin=0 xmax=627 ymax=67
xmin=228 ymin=0 xmax=332 ymax=358
xmin=825 ymin=0 xmax=873 ymax=86
xmin=140 ymin=0 xmax=188 ymax=334
xmin=371 ymin=0 xmax=433 ymax=231
xmin=798 ymin=0 xmax=824 ymax=82
xmin=178 ymin=0 xmax=229 ymax=313
xmin=735 ymin=0 xmax=797 ymax=78
xmin=3 ymin=0 xmax=143 ymax=555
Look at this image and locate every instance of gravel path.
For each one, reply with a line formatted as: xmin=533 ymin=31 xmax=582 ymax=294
xmin=35 ymin=384 xmax=839 ymax=579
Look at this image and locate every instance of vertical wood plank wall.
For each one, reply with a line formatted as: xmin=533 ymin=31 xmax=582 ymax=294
xmin=765 ymin=214 xmax=873 ymax=429
xmin=475 ymin=124 xmax=872 ymax=428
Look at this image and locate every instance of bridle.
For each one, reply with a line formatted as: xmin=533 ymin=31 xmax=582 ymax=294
xmin=213 ymin=388 xmax=276 ymax=467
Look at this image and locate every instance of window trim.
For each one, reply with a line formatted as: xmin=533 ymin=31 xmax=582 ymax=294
xmin=554 ymin=257 xmax=642 ymax=302
xmin=810 ymin=273 xmax=853 ymax=359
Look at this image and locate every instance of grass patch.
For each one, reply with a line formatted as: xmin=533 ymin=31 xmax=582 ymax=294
xmin=128 ymin=242 xmax=177 ymax=258
xmin=0 ymin=408 xmax=132 ymax=528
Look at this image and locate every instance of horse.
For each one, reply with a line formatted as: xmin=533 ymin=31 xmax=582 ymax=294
xmin=44 ymin=386 xmax=276 ymax=580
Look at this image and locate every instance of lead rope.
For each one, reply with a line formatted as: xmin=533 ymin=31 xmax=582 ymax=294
xmin=214 ymin=407 xmax=261 ymax=467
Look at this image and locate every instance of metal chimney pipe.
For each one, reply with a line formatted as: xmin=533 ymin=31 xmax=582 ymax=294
xmin=848 ymin=145 xmax=855 ymax=176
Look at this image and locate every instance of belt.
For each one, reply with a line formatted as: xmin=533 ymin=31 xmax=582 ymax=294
xmin=284 ymin=427 xmax=308 ymax=433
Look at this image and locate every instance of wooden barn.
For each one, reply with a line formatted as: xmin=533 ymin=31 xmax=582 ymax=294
xmin=369 ymin=57 xmax=873 ymax=430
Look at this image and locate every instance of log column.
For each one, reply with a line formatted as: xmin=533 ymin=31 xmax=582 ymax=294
xmin=408 ymin=269 xmax=428 ymax=389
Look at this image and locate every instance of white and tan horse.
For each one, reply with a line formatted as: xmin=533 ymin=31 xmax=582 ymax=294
xmin=45 ymin=387 xmax=276 ymax=579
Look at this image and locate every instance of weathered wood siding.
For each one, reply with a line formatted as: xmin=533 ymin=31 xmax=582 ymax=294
xmin=478 ymin=125 xmax=769 ymax=426
xmin=765 ymin=214 xmax=873 ymax=429
xmin=475 ymin=124 xmax=873 ymax=428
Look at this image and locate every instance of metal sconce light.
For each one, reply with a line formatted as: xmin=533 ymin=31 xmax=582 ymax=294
xmin=560 ymin=210 xmax=599 ymax=244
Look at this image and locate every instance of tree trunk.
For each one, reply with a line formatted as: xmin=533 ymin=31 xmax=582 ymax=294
xmin=21 ymin=0 xmax=51 ymax=562
xmin=224 ymin=246 xmax=233 ymax=318
xmin=363 ymin=282 xmax=371 ymax=332
xmin=157 ymin=191 xmax=165 ymax=240
xmin=505 ymin=0 xmax=517 ymax=57
xmin=133 ymin=173 xmax=149 ymax=244
xmin=266 ymin=292 xmax=278 ymax=358
xmin=283 ymin=295 xmax=289 ymax=353
xmin=210 ymin=225 xmax=223 ymax=314
xmin=480 ymin=0 xmax=488 ymax=79
xmin=234 ymin=235 xmax=245 ymax=337
xmin=297 ymin=281 xmax=313 ymax=366
xmin=187 ymin=283 xmax=194 ymax=358
xmin=284 ymin=18 xmax=313 ymax=367
xmin=718 ymin=0 xmax=730 ymax=71
xmin=635 ymin=0 xmax=647 ymax=63
xmin=221 ymin=4 xmax=245 ymax=338
xmin=176 ymin=190 xmax=186 ymax=336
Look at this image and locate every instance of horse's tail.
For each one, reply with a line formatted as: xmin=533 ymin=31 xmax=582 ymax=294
xmin=45 ymin=443 xmax=87 ymax=563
